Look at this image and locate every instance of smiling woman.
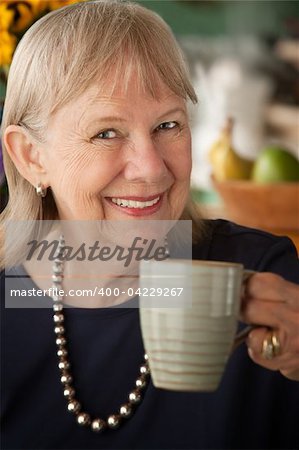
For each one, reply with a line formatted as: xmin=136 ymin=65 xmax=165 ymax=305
xmin=37 ymin=79 xmax=192 ymax=221
xmin=0 ymin=0 xmax=200 ymax=264
xmin=0 ymin=0 xmax=201 ymax=334
xmin=1 ymin=1 xmax=299 ymax=450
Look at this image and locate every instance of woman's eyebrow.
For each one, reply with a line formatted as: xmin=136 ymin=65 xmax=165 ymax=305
xmin=90 ymin=116 xmax=127 ymax=123
xmin=156 ymin=107 xmax=187 ymax=121
xmin=92 ymin=109 xmax=185 ymax=123
xmin=81 ymin=107 xmax=186 ymax=127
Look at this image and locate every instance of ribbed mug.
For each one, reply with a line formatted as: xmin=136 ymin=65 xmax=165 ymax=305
xmin=139 ymin=259 xmax=253 ymax=392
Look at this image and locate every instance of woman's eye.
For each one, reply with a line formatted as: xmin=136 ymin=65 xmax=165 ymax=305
xmin=156 ymin=121 xmax=178 ymax=131
xmin=95 ymin=129 xmax=117 ymax=139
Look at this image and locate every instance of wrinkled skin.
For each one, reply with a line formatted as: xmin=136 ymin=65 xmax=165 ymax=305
xmin=241 ymin=272 xmax=299 ymax=381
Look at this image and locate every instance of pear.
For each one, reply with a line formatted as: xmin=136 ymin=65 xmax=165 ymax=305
xmin=209 ymin=118 xmax=253 ymax=181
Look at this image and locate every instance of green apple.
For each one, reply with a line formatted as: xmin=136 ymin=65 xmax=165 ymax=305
xmin=252 ymin=147 xmax=299 ymax=183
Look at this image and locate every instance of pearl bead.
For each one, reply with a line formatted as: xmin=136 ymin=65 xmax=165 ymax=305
xmin=53 ymin=313 xmax=64 ymax=323
xmin=56 ymin=337 xmax=66 ymax=346
xmin=129 ymin=390 xmax=141 ymax=404
xmin=107 ymin=415 xmax=121 ymax=429
xmin=58 ymin=360 xmax=70 ymax=370
xmin=54 ymin=248 xmax=64 ymax=256
xmin=53 ymin=303 xmax=63 ymax=312
xmin=119 ymin=403 xmax=132 ymax=418
xmin=77 ymin=413 xmax=91 ymax=426
xmin=63 ymin=386 xmax=75 ymax=398
xmin=91 ymin=418 xmax=106 ymax=432
xmin=52 ymin=274 xmax=63 ymax=283
xmin=140 ymin=364 xmax=149 ymax=375
xmin=54 ymin=325 xmax=65 ymax=335
xmin=136 ymin=377 xmax=147 ymax=389
xmin=53 ymin=256 xmax=64 ymax=264
xmin=57 ymin=348 xmax=68 ymax=357
xmin=67 ymin=400 xmax=81 ymax=413
xmin=144 ymin=353 xmax=148 ymax=361
xmin=61 ymin=373 xmax=72 ymax=384
xmin=53 ymin=263 xmax=63 ymax=273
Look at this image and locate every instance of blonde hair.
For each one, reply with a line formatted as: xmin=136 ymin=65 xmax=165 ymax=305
xmin=1 ymin=0 xmax=203 ymax=267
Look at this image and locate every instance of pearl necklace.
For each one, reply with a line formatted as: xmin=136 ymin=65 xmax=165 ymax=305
xmin=51 ymin=235 xmax=150 ymax=432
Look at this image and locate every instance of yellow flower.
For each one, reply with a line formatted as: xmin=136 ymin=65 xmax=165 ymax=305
xmin=0 ymin=4 xmax=15 ymax=32
xmin=0 ymin=1 xmax=47 ymax=34
xmin=23 ymin=0 xmax=49 ymax=16
xmin=0 ymin=29 xmax=17 ymax=65
xmin=9 ymin=2 xmax=35 ymax=33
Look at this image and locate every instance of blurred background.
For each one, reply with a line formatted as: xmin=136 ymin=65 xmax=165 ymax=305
xmin=0 ymin=0 xmax=298 ymax=249
xmin=140 ymin=1 xmax=299 ymax=182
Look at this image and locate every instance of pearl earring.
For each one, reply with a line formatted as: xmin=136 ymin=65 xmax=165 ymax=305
xmin=36 ymin=182 xmax=47 ymax=197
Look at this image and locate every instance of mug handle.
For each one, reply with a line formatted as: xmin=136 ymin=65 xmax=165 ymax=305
xmin=232 ymin=270 xmax=258 ymax=352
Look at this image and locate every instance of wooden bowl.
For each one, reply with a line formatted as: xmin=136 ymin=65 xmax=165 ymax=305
xmin=212 ymin=179 xmax=299 ymax=231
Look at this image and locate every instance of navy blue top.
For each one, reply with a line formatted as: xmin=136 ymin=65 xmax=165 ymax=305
xmin=1 ymin=220 xmax=299 ymax=449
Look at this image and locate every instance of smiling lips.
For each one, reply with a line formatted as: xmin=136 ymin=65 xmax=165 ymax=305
xmin=107 ymin=194 xmax=163 ymax=215
xmin=111 ymin=196 xmax=160 ymax=209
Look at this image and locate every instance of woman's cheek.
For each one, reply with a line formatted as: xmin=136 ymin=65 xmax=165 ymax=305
xmin=167 ymin=139 xmax=192 ymax=181
xmin=52 ymin=146 xmax=112 ymax=193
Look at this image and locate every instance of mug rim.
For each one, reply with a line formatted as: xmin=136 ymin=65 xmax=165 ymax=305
xmin=140 ymin=259 xmax=244 ymax=270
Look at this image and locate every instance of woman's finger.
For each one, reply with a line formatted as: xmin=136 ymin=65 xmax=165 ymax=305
xmin=246 ymin=327 xmax=299 ymax=380
xmin=240 ymin=272 xmax=299 ymax=330
xmin=243 ymin=272 xmax=299 ymax=309
xmin=240 ymin=299 xmax=281 ymax=327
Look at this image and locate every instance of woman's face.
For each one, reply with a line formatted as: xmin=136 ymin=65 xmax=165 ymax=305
xmin=41 ymin=76 xmax=192 ymax=221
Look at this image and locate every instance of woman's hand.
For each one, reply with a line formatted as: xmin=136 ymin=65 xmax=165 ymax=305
xmin=240 ymin=272 xmax=299 ymax=381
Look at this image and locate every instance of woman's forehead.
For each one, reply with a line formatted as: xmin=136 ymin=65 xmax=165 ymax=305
xmin=47 ymin=75 xmax=186 ymax=132
xmin=59 ymin=74 xmax=184 ymax=115
xmin=85 ymin=73 xmax=179 ymax=103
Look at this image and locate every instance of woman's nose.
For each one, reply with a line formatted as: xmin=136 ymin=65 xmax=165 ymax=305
xmin=123 ymin=136 xmax=168 ymax=182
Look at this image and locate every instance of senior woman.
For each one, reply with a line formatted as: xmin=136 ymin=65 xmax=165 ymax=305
xmin=0 ymin=1 xmax=299 ymax=449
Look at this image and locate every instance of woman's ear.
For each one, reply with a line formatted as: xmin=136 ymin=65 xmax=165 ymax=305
xmin=3 ymin=124 xmax=49 ymax=187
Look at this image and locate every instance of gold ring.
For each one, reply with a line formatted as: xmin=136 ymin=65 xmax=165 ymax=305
xmin=271 ymin=333 xmax=281 ymax=357
xmin=261 ymin=331 xmax=281 ymax=360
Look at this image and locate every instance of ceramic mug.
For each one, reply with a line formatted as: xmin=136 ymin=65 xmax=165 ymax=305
xmin=139 ymin=259 xmax=254 ymax=392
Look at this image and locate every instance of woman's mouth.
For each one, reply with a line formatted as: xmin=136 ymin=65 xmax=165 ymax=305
xmin=106 ymin=194 xmax=163 ymax=216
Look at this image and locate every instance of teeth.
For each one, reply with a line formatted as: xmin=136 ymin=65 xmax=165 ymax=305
xmin=111 ymin=196 xmax=160 ymax=208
